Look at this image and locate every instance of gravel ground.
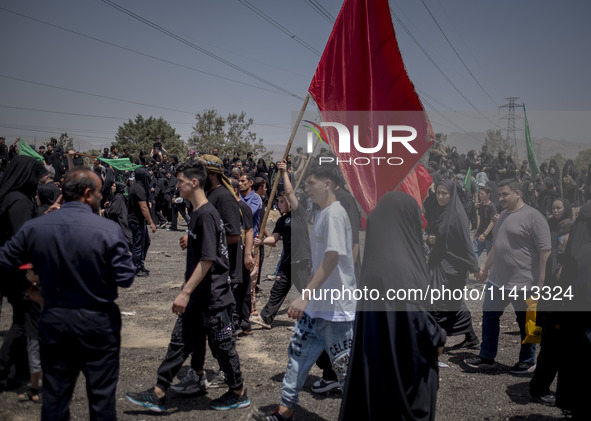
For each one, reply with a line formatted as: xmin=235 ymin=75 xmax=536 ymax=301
xmin=0 ymin=214 xmax=568 ymax=420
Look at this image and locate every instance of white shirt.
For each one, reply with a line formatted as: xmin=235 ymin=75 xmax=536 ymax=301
xmin=305 ymin=201 xmax=356 ymax=322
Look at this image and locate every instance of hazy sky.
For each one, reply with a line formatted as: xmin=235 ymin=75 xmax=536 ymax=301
xmin=2 ymin=0 xmax=590 ymax=152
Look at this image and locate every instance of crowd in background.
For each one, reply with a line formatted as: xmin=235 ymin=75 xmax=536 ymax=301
xmin=0 ymin=133 xmax=590 ymax=419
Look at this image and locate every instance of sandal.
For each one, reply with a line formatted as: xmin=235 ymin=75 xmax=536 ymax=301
xmin=16 ymin=387 xmax=41 ymax=403
xmin=28 ymin=387 xmax=41 ymax=403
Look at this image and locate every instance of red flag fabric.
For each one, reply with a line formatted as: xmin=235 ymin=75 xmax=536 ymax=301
xmin=308 ymin=0 xmax=434 ymax=216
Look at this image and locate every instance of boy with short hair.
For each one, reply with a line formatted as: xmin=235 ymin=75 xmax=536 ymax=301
xmin=255 ymin=162 xmax=355 ymax=421
xmin=125 ymin=160 xmax=249 ymax=412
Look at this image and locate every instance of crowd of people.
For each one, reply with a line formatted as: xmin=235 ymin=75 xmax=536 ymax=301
xmin=0 ymin=134 xmax=590 ymax=420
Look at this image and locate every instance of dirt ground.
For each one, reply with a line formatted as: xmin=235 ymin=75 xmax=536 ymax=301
xmin=0 ymin=213 xmax=568 ymax=420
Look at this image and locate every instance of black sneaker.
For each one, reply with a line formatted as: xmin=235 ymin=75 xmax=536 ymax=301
xmin=206 ymin=370 xmax=227 ymax=389
xmin=125 ymin=388 xmax=165 ymax=412
xmin=169 ymin=368 xmax=206 ymax=395
xmin=452 ymin=336 xmax=480 ymax=350
xmin=311 ymin=379 xmax=340 ymax=394
xmin=253 ymin=409 xmax=293 ymax=421
xmin=209 ymin=388 xmax=250 ymax=410
xmin=140 ymin=267 xmax=150 ymax=274
xmin=135 ymin=269 xmax=149 ymax=278
xmin=465 ymin=356 xmax=495 ymax=369
xmin=509 ymin=361 xmax=536 ymax=374
xmin=530 ymin=392 xmax=556 ymax=406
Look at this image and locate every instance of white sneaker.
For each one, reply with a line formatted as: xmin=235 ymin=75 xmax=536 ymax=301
xmin=206 ymin=370 xmax=227 ymax=389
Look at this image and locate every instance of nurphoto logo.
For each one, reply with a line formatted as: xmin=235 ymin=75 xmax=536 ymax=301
xmin=303 ymin=121 xmax=418 ymax=166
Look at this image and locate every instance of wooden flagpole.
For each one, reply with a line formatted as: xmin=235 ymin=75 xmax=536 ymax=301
xmin=255 ymin=93 xmax=310 ymax=249
xmin=294 ymin=137 xmax=319 ymax=189
xmin=250 ymin=93 xmax=310 ymax=315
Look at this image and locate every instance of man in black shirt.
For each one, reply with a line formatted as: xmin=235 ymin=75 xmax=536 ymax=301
xmin=126 ymin=160 xmax=249 ymax=412
xmin=0 ymin=167 xmax=135 ymax=420
xmin=127 ymin=168 xmax=157 ymax=277
xmin=230 ymin=178 xmax=254 ymax=335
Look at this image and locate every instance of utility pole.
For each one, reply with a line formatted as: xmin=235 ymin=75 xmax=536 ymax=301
xmin=499 ymin=97 xmax=523 ymax=161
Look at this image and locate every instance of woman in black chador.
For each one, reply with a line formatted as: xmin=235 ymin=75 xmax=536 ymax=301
xmin=554 ymin=202 xmax=591 ymax=419
xmin=425 ymin=179 xmax=480 ymax=348
xmin=339 ymin=192 xmax=446 ymax=421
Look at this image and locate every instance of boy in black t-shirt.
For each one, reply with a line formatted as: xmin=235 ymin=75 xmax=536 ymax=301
xmin=126 ymin=161 xmax=249 ymax=412
xmin=250 ymin=161 xmax=311 ymax=329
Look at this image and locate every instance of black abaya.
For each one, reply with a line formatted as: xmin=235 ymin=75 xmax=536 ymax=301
xmin=425 ymin=180 xmax=479 ymax=337
xmin=555 ymin=203 xmax=591 ymax=418
xmin=339 ymin=192 xmax=446 ymax=421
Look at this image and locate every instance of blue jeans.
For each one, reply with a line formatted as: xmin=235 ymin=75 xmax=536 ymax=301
xmin=472 ymin=237 xmax=492 ymax=258
xmin=281 ymin=313 xmax=353 ymax=408
xmin=479 ymin=282 xmax=536 ymax=363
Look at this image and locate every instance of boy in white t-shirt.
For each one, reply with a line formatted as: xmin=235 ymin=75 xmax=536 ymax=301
xmin=255 ymin=163 xmax=355 ymax=421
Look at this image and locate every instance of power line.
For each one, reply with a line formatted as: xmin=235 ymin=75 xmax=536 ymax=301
xmin=0 ymin=104 xmax=290 ymax=132
xmin=419 ymin=0 xmax=499 ymax=107
xmin=0 ymin=7 xmax=295 ymax=99
xmin=1 ymin=74 xmax=196 ymax=115
xmin=0 ymin=104 xmax=128 ymax=121
xmin=0 ymin=123 xmax=116 ymax=142
xmin=98 ymin=0 xmax=304 ymax=99
xmin=304 ymin=0 xmax=336 ymax=24
xmin=237 ymin=0 xmax=321 ymax=56
xmin=389 ymin=4 xmax=499 ymax=128
xmin=420 ymin=96 xmax=485 ymax=143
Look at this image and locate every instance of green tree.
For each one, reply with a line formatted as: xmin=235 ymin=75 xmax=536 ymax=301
xmin=484 ymin=129 xmax=514 ymax=158
xmin=112 ymin=115 xmax=187 ymax=160
xmin=575 ymin=147 xmax=591 ymax=172
xmin=58 ymin=132 xmax=74 ymax=151
xmin=187 ymin=109 xmax=271 ymax=161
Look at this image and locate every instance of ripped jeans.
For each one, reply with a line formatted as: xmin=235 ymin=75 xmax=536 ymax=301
xmin=281 ymin=313 xmax=353 ymax=408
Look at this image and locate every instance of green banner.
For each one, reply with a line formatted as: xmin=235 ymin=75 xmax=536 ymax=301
xmin=98 ymin=157 xmax=142 ymax=172
xmin=523 ymin=104 xmax=540 ymax=179
xmin=17 ymin=139 xmax=44 ymax=162
xmin=465 ymin=166 xmax=472 ymax=192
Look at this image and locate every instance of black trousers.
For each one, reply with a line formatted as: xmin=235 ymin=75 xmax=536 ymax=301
xmin=156 ymin=305 xmax=243 ymax=391
xmin=260 ymin=260 xmax=311 ymax=324
xmin=39 ymin=305 xmax=121 ymax=421
xmin=530 ymin=314 xmax=560 ymax=396
xmin=170 ymin=202 xmax=190 ymax=230
xmin=231 ymin=265 xmax=252 ymax=331
xmin=129 ymin=222 xmax=150 ymax=270
xmin=0 ymin=293 xmax=29 ymax=386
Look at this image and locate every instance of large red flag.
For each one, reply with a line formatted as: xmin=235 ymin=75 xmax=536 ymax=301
xmin=308 ymin=0 xmax=434 ymax=217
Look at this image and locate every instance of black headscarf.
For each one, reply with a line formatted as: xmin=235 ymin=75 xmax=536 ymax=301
xmin=562 ymin=159 xmax=578 ymax=180
xmin=427 ymin=179 xmax=478 ymax=274
xmin=0 ymin=155 xmax=47 ymax=204
xmin=521 ymin=180 xmax=537 ymax=208
xmin=558 ymin=202 xmax=591 ymax=311
xmin=548 ymin=197 xmax=573 ymax=249
xmin=360 ymin=191 xmax=430 ymax=310
xmin=134 ymin=167 xmax=151 ymax=197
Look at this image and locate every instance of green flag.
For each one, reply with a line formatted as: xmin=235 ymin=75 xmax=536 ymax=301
xmin=17 ymin=138 xmax=44 ymax=162
xmin=98 ymin=157 xmax=142 ymax=172
xmin=465 ymin=166 xmax=472 ymax=192
xmin=523 ymin=104 xmax=540 ymax=178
